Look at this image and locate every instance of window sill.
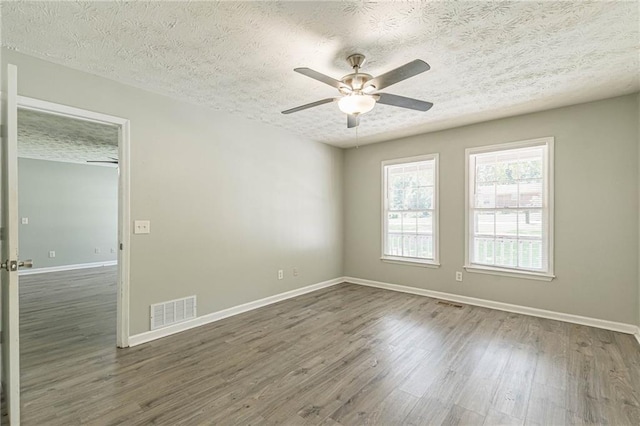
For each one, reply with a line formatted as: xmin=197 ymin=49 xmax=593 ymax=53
xmin=464 ymin=265 xmax=555 ymax=281
xmin=381 ymin=257 xmax=440 ymax=268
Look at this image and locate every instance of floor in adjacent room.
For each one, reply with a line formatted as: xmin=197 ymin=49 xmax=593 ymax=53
xmin=19 ymin=268 xmax=640 ymax=425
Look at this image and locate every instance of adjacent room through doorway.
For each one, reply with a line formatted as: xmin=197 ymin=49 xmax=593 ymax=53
xmin=16 ymin=108 xmax=121 ymax=418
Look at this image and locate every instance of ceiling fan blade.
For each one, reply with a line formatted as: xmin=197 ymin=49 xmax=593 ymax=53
xmin=376 ymin=93 xmax=433 ymax=111
xmin=366 ymin=60 xmax=430 ymax=91
xmin=282 ymin=98 xmax=336 ymax=114
xmin=347 ymin=114 xmax=360 ymax=128
xmin=294 ymin=68 xmax=345 ymax=90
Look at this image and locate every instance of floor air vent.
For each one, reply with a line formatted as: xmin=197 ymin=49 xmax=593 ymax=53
xmin=150 ymin=295 xmax=196 ymax=330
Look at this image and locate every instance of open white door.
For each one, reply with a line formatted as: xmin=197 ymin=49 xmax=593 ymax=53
xmin=1 ymin=63 xmax=21 ymax=424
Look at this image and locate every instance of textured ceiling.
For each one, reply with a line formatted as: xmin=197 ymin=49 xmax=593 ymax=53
xmin=2 ymin=1 xmax=639 ymax=148
xmin=18 ymin=109 xmax=118 ymax=165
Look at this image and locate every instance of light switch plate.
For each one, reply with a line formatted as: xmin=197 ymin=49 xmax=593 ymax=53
xmin=21 ymin=217 xmax=28 ymax=225
xmin=134 ymin=220 xmax=151 ymax=234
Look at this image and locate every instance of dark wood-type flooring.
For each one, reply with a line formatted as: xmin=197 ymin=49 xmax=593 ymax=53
xmin=19 ymin=267 xmax=640 ymax=425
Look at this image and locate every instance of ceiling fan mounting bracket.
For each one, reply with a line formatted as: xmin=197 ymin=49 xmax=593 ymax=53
xmin=347 ymin=53 xmax=366 ymax=70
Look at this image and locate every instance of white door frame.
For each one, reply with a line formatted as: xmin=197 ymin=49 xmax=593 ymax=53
xmin=17 ymin=96 xmax=131 ymax=347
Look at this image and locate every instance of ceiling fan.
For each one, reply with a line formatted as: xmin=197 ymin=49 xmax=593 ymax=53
xmin=87 ymin=157 xmax=118 ymax=164
xmin=282 ymin=54 xmax=433 ymax=128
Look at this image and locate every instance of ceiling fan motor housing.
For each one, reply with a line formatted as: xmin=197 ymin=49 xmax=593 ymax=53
xmin=340 ymin=73 xmax=373 ymax=93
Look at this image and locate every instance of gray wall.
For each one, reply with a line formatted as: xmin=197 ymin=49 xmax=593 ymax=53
xmin=3 ymin=50 xmax=344 ymax=335
xmin=344 ymin=95 xmax=639 ymax=325
xmin=18 ymin=158 xmax=118 ymax=269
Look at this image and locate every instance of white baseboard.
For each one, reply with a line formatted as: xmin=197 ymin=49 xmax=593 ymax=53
xmin=19 ymin=260 xmax=117 ymax=276
xmin=128 ymin=277 xmax=344 ymax=347
xmin=345 ymin=276 xmax=639 ymax=335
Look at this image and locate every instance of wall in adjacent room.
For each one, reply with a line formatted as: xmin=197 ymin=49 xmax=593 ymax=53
xmin=344 ymin=94 xmax=639 ymax=325
xmin=3 ymin=50 xmax=343 ymax=335
xmin=18 ymin=158 xmax=118 ymax=269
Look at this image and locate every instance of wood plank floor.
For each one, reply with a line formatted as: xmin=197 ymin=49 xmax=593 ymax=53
xmin=19 ymin=268 xmax=640 ymax=425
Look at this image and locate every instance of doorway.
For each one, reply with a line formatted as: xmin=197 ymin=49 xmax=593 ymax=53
xmin=15 ymin=96 xmax=131 ymax=348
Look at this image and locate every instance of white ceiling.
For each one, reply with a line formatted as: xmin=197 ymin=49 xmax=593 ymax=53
xmin=3 ymin=1 xmax=638 ymax=148
xmin=18 ymin=109 xmax=118 ymax=164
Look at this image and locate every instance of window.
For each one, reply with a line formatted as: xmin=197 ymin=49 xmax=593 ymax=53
xmin=382 ymin=154 xmax=439 ymax=266
xmin=465 ymin=137 xmax=554 ymax=280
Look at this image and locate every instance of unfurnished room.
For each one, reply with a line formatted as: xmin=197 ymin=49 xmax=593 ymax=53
xmin=0 ymin=1 xmax=639 ymax=425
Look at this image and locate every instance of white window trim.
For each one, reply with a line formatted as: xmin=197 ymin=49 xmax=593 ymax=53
xmin=464 ymin=137 xmax=555 ymax=281
xmin=381 ymin=153 xmax=440 ymax=267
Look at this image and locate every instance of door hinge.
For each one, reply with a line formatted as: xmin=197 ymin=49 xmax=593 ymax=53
xmin=120 ymin=243 xmax=123 ymax=250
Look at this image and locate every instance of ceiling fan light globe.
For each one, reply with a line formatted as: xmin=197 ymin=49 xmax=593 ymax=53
xmin=338 ymin=94 xmax=376 ymax=115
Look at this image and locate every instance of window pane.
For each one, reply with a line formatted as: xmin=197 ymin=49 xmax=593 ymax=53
xmin=518 ymin=239 xmax=543 ymax=270
xmin=402 ymin=212 xmax=418 ymax=233
xmin=387 ymin=212 xmax=402 ymax=233
xmin=474 ymin=211 xmax=495 ymax=236
xmin=518 ymin=149 xmax=543 ymax=179
xmin=519 ymin=179 xmax=542 ymax=208
xmin=406 ymin=188 xmax=419 ymax=210
xmin=388 ymin=168 xmax=405 ymax=191
xmin=476 ymin=156 xmax=497 ymax=183
xmin=415 ymin=187 xmax=433 ymax=210
xmin=475 ymin=182 xmax=495 ymax=208
xmin=386 ymin=232 xmax=403 ymax=256
xmin=403 ymin=235 xmax=417 ymax=257
xmin=401 ymin=166 xmax=418 ymax=190
xmin=473 ymin=237 xmax=494 ymax=265
xmin=494 ymin=238 xmax=518 ymax=267
xmin=518 ymin=210 xmax=542 ymax=237
xmin=417 ymin=211 xmax=433 ymax=234
xmin=417 ymin=234 xmax=433 ymax=259
xmin=496 ymin=152 xmax=519 ymax=184
xmin=418 ymin=163 xmax=434 ymax=185
xmin=495 ymin=210 xmax=518 ymax=237
xmin=388 ymin=189 xmax=404 ymax=210
xmin=495 ymin=183 xmax=518 ymax=208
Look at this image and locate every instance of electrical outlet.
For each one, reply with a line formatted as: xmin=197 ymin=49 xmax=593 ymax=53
xmin=278 ymin=269 xmax=284 ymax=280
xmin=293 ymin=267 xmax=299 ymax=277
xmin=455 ymin=271 xmax=463 ymax=282
xmin=95 ymin=248 xmax=101 ymax=254
xmin=48 ymin=251 xmax=55 ymax=258
xmin=111 ymin=248 xmax=116 ymax=254
xmin=134 ymin=220 xmax=151 ymax=234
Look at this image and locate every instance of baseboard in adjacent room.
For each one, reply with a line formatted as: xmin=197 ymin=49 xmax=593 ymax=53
xmin=128 ymin=277 xmax=344 ymax=347
xmin=344 ymin=276 xmax=639 ymax=335
xmin=18 ymin=260 xmax=117 ymax=276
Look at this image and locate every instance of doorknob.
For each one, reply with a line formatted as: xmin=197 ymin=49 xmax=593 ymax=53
xmin=1 ymin=259 xmax=33 ymax=271
xmin=18 ymin=259 xmax=33 ymax=268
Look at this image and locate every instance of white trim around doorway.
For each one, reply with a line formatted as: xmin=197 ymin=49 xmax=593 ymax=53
xmin=16 ymin=96 xmax=131 ymax=348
